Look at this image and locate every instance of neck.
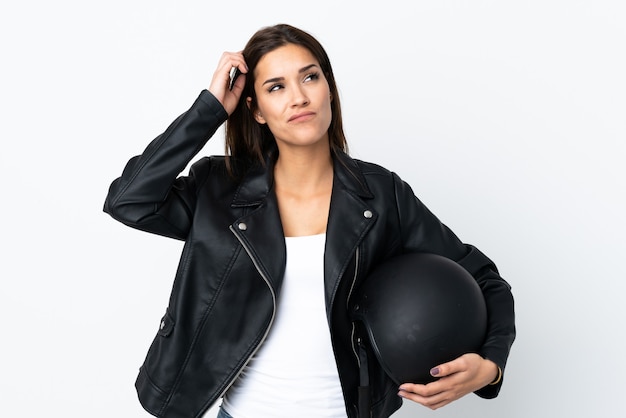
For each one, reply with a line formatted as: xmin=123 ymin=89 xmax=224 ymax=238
xmin=273 ymin=144 xmax=333 ymax=194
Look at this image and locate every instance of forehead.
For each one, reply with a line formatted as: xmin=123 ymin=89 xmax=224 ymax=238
xmin=255 ymin=43 xmax=319 ymax=78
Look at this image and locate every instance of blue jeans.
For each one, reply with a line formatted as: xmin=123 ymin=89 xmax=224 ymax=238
xmin=217 ymin=406 xmax=233 ymax=418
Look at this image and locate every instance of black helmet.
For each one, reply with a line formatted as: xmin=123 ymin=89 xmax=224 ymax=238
xmin=352 ymin=252 xmax=487 ymax=385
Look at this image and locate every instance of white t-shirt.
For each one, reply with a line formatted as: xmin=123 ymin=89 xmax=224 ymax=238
xmin=221 ymin=233 xmax=347 ymax=418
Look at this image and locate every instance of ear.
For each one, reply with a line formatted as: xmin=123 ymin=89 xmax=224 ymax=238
xmin=247 ymin=97 xmax=266 ymax=124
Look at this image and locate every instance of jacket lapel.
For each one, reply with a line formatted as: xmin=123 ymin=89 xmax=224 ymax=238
xmin=324 ymin=152 xmax=377 ymax=316
xmin=228 ymin=151 xmax=378 ymax=308
xmin=229 ymin=163 xmax=287 ymax=295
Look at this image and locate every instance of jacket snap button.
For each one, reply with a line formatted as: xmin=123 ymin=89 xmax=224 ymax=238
xmin=238 ymin=222 xmax=248 ymax=231
xmin=363 ymin=210 xmax=373 ymax=219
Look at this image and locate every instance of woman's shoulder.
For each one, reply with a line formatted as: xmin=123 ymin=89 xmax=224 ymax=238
xmin=352 ymin=158 xmax=394 ymax=176
xmin=190 ymin=155 xmax=247 ymax=175
xmin=349 ymin=156 xmax=406 ymax=186
xmin=189 ymin=155 xmax=267 ymax=192
xmin=347 ymin=155 xmax=417 ymax=197
xmin=189 ymin=155 xmax=227 ymax=174
xmin=188 ymin=155 xmax=243 ymax=186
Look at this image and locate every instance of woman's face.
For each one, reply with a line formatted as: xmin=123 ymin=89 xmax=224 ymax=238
xmin=250 ymin=43 xmax=332 ymax=152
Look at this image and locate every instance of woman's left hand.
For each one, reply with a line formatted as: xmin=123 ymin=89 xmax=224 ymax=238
xmin=398 ymin=353 xmax=499 ymax=410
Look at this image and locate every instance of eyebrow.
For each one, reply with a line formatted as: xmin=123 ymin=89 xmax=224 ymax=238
xmin=261 ymin=64 xmax=319 ymax=86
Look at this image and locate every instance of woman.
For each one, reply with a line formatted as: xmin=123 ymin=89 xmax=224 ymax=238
xmin=104 ymin=24 xmax=515 ymax=418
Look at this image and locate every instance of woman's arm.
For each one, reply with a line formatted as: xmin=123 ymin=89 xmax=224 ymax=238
xmin=104 ymin=51 xmax=249 ymax=239
xmin=103 ymin=91 xmax=228 ymax=239
xmin=392 ymin=172 xmax=516 ymax=407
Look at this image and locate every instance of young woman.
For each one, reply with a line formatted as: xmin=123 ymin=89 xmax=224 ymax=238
xmin=104 ymin=24 xmax=515 ymax=418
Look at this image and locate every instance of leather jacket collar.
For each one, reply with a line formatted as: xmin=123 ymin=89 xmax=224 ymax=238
xmin=230 ymin=149 xmax=374 ymax=207
xmin=229 ymin=149 xmax=378 ymax=318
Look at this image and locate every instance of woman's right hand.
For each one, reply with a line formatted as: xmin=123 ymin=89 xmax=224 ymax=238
xmin=208 ymin=51 xmax=248 ymax=115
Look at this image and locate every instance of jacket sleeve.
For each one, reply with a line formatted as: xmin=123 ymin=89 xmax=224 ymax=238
xmin=103 ymin=90 xmax=229 ymax=240
xmin=393 ymin=172 xmax=516 ymax=399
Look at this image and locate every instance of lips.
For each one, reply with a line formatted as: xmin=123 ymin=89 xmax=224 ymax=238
xmin=288 ymin=111 xmax=315 ymax=122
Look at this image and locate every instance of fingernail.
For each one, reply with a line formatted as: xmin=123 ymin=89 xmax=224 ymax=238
xmin=430 ymin=367 xmax=440 ymax=376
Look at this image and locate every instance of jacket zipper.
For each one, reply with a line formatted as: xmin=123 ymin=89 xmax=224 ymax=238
xmin=214 ymin=235 xmax=361 ymax=416
xmin=347 ymin=247 xmax=361 ymax=366
xmin=213 ymin=226 xmax=278 ymax=402
xmin=347 ymin=247 xmax=369 ymax=418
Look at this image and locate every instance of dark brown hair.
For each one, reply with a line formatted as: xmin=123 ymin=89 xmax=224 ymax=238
xmin=225 ymin=24 xmax=348 ymax=176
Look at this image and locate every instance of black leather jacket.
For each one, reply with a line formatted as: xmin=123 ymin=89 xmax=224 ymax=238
xmin=104 ymin=90 xmax=515 ymax=418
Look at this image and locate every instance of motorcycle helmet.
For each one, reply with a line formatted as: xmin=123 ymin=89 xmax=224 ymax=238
xmin=352 ymin=252 xmax=487 ymax=385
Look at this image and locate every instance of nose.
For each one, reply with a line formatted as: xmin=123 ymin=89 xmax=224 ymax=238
xmin=290 ymin=84 xmax=309 ymax=107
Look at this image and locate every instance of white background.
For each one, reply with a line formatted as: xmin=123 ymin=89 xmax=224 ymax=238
xmin=1 ymin=1 xmax=625 ymax=417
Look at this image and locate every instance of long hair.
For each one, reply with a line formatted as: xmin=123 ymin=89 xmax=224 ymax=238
xmin=225 ymin=24 xmax=348 ymax=176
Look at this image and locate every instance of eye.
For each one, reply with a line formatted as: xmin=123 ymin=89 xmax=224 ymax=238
xmin=304 ymin=72 xmax=320 ymax=83
xmin=268 ymin=83 xmax=284 ymax=93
